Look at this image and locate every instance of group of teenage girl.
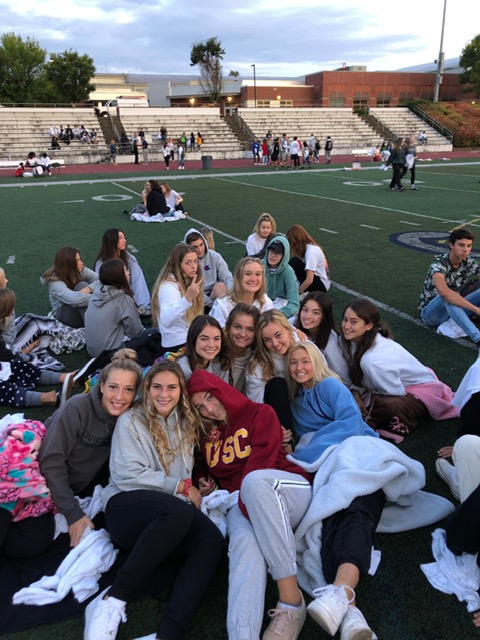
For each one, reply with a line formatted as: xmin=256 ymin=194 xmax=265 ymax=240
xmin=0 ymin=212 xmax=468 ymax=640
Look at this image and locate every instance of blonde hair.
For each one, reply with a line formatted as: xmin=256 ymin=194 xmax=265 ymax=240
xmin=0 ymin=268 xmax=6 ymax=289
xmin=253 ymin=213 xmax=277 ymax=235
xmin=249 ymin=309 xmax=295 ymax=380
xmin=287 ymin=342 xmax=339 ymax=399
xmin=230 ymin=257 xmax=267 ymax=305
xmin=151 ymin=243 xmax=203 ymax=327
xmin=138 ymin=361 xmax=198 ymax=474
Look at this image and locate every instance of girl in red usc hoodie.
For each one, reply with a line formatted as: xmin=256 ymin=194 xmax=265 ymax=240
xmin=187 ymin=370 xmax=312 ymax=640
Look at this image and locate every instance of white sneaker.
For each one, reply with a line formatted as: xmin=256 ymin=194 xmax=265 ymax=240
xmin=435 ymin=458 xmax=460 ymax=500
xmin=307 ymin=584 xmax=355 ymax=635
xmin=340 ymin=605 xmax=375 ymax=640
xmin=84 ymin=588 xmax=126 ymax=640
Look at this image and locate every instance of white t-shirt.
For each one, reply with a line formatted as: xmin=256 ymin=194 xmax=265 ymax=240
xmin=305 ymin=244 xmax=331 ymax=291
xmin=246 ymin=233 xmax=266 ymax=256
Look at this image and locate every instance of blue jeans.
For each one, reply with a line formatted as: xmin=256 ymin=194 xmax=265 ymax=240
xmin=420 ymin=289 xmax=480 ymax=342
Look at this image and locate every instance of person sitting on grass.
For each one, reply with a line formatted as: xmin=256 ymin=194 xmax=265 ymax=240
xmin=94 ymin=228 xmax=151 ymax=314
xmin=286 ymin=225 xmax=331 ymax=294
xmin=85 ymin=259 xmax=155 ymax=359
xmin=419 ymin=227 xmax=480 ymax=343
xmin=188 ymin=370 xmax=312 ymax=640
xmin=184 ymin=227 xmax=233 ymax=310
xmin=84 ymin=361 xmax=224 ymax=640
xmin=209 ymin=257 xmax=273 ymax=328
xmin=341 ymin=299 xmax=459 ymax=442
xmin=150 ymin=244 xmax=204 ymax=352
xmin=246 ymin=213 xmax=277 ymax=259
xmin=41 ymin=246 xmax=98 ymax=329
xmin=287 ymin=341 xmax=454 ymax=640
xmin=263 ymin=236 xmax=300 ymax=319
xmin=38 ymin=351 xmax=143 ymax=548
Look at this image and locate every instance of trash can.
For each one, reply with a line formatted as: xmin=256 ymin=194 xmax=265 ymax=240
xmin=201 ymin=155 xmax=213 ymax=170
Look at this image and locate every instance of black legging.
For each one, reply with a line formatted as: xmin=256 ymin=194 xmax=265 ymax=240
xmin=389 ymin=164 xmax=404 ymax=190
xmin=105 ymin=490 xmax=224 ymax=640
xmin=321 ymin=490 xmax=386 ymax=583
xmin=445 ymin=483 xmax=480 ymax=556
xmin=264 ymin=377 xmax=293 ymax=430
xmin=459 ymin=391 xmax=480 ymax=438
xmin=289 ymin=256 xmax=326 ymax=293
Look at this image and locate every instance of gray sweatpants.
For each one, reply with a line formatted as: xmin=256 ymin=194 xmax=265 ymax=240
xmin=227 ymin=469 xmax=312 ymax=640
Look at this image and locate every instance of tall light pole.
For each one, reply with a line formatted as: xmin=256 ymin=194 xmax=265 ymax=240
xmin=250 ymin=64 xmax=257 ymax=108
xmin=433 ymin=0 xmax=447 ymax=102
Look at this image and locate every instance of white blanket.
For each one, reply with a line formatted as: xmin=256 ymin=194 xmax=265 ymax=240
xmin=130 ymin=211 xmax=186 ymax=223
xmin=13 ymin=528 xmax=117 ymax=605
xmin=290 ymin=436 xmax=455 ymax=595
xmin=421 ymin=528 xmax=480 ymax=613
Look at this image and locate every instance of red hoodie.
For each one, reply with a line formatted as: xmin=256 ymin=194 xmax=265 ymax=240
xmin=187 ymin=370 xmax=311 ymax=515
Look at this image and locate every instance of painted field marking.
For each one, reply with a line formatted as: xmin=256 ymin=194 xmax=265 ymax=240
xmin=128 ymin=244 xmax=139 ymax=253
xmin=92 ymin=194 xmax=132 ymax=202
xmin=56 ymin=199 xmax=85 ymax=203
xmin=212 ymin=176 xmax=476 ymax=226
xmin=6 ymin=255 xmax=15 ymax=264
xmin=360 ymin=224 xmax=380 ymax=230
xmin=399 ymin=220 xmax=421 ymax=226
xmin=318 ymin=228 xmax=338 ymax=234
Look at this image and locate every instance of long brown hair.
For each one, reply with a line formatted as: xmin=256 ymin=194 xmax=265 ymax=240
xmin=286 ymin=225 xmax=319 ymax=259
xmin=42 ymin=246 xmax=84 ymax=289
xmin=294 ymin=291 xmax=336 ymax=351
xmin=99 ymin=259 xmax=134 ymax=298
xmin=185 ymin=315 xmax=230 ymax=371
xmin=340 ymin=299 xmax=393 ymax=387
xmin=150 ymin=243 xmax=203 ymax=326
xmin=94 ymin=228 xmax=128 ymax=270
xmin=138 ymin=361 xmax=198 ymax=473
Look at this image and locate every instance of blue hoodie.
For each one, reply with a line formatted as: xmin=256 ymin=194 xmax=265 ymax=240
xmin=290 ymin=376 xmax=378 ymax=464
xmin=263 ymin=235 xmax=300 ymax=318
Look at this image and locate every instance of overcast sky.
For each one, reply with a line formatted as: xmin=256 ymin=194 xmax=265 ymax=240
xmin=2 ymin=0 xmax=478 ymax=77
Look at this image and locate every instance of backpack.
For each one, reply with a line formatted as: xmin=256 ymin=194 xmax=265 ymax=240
xmin=142 ymin=139 xmax=148 ymax=149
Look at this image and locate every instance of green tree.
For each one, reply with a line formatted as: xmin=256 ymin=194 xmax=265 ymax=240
xmin=190 ymin=36 xmax=225 ymax=104
xmin=0 ymin=32 xmax=46 ymax=103
xmin=46 ymin=50 xmax=96 ymax=103
xmin=460 ymin=34 xmax=480 ymax=98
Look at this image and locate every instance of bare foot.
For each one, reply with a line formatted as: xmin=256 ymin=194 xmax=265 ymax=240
xmin=40 ymin=390 xmax=58 ymax=405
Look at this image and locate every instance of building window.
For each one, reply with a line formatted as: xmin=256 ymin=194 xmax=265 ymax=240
xmin=257 ymin=100 xmax=271 ymax=108
xmin=329 ymin=92 xmax=345 ymax=107
xmin=353 ymin=92 xmax=369 ymax=110
xmin=399 ymin=92 xmax=414 ymax=102
xmin=376 ymin=92 xmax=392 ymax=107
xmin=279 ymin=100 xmax=293 ymax=108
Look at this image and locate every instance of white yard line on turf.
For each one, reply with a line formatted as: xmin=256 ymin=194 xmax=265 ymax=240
xmin=211 ymin=176 xmax=478 ymax=226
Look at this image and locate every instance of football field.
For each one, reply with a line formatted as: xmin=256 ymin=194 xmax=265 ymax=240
xmin=1 ymin=158 xmax=480 ymax=639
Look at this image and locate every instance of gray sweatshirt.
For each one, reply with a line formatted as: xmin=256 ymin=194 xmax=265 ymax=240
xmin=39 ymin=386 xmax=118 ymax=525
xmin=102 ymin=407 xmax=194 ymax=507
xmin=84 ymin=284 xmax=144 ymax=357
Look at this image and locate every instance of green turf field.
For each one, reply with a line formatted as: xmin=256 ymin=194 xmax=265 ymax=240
xmin=1 ymin=159 xmax=480 ymax=639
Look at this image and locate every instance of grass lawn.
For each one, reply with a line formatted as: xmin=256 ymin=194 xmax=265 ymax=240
xmin=1 ymin=158 xmax=480 ymax=639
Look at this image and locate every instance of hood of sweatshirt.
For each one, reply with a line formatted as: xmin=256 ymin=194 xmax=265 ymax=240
xmin=187 ymin=369 xmax=254 ymax=424
xmin=90 ymin=284 xmax=126 ymax=308
xmin=263 ymin=235 xmax=290 ymax=275
xmin=183 ymin=227 xmax=208 ymax=258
